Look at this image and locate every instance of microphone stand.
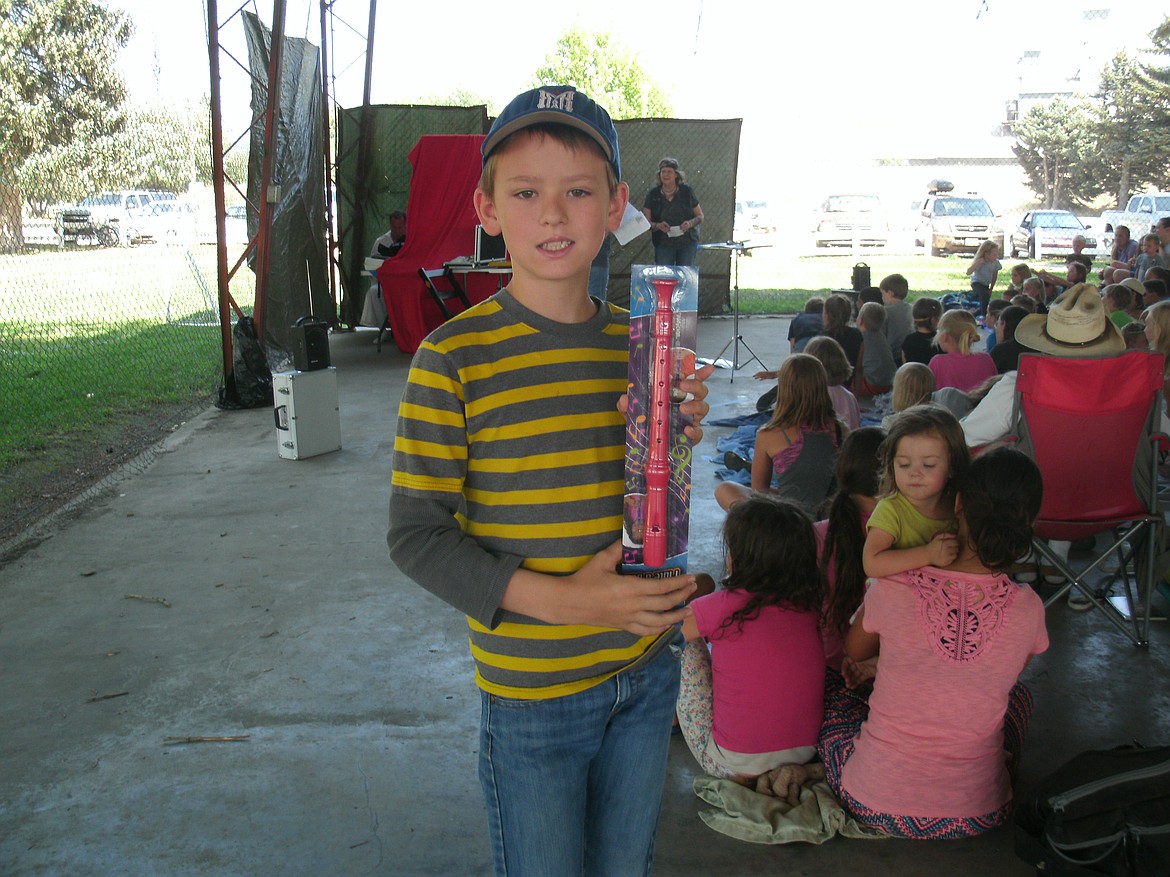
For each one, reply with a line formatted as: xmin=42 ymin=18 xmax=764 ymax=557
xmin=698 ymin=241 xmax=770 ymax=383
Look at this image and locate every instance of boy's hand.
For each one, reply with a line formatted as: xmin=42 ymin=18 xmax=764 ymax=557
xmin=616 ymin=363 xmax=715 ymax=445
xmin=925 ymin=531 xmax=959 ymax=567
xmin=752 ymin=370 xmax=776 ymax=381
xmin=679 ymin=363 xmax=715 ymax=443
xmin=563 ymin=541 xmax=696 ymax=636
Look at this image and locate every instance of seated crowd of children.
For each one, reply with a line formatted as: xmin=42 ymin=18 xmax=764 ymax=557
xmin=691 ymin=402 xmax=1050 ymax=839
xmin=689 ymin=258 xmax=1170 ymax=838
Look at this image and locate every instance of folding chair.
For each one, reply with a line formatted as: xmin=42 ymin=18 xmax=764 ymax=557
xmin=418 ymin=267 xmax=471 ymax=321
xmin=1009 ymin=351 xmax=1167 ymax=647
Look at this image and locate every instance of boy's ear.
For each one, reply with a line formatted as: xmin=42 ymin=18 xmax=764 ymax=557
xmin=606 ymin=182 xmax=630 ymax=233
xmin=474 ymin=187 xmax=501 ymax=236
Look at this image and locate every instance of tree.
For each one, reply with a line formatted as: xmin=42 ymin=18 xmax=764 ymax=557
xmin=1095 ymin=52 xmax=1166 ymax=207
xmin=0 ymin=0 xmax=132 ymax=250
xmin=531 ymin=27 xmax=672 ymax=120
xmin=1137 ymin=15 xmax=1170 ymax=191
xmin=1012 ymin=97 xmax=1103 ymax=209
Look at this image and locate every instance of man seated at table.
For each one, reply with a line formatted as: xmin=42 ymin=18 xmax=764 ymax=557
xmin=362 ymin=210 xmax=407 ymax=329
xmin=374 ymin=210 xmax=407 ymax=257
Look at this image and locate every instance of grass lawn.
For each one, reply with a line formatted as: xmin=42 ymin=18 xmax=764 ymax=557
xmin=730 ymin=248 xmax=1036 ymax=314
xmin=0 ymin=240 xmax=1062 ymax=538
xmin=0 ymin=243 xmax=256 ymax=534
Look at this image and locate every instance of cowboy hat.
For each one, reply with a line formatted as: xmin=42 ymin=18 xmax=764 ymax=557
xmin=1015 ymin=283 xmax=1125 ymax=356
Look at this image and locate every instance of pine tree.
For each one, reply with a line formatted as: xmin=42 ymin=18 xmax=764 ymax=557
xmin=1096 ymin=51 xmax=1167 ymax=207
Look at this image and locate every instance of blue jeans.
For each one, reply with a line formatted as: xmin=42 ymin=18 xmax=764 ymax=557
xmin=588 ymin=263 xmax=609 ymax=302
xmin=478 ymin=632 xmax=683 ymax=876
xmin=654 ymin=241 xmax=698 ymax=266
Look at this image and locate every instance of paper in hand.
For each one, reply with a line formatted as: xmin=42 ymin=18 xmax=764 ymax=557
xmin=613 ymin=202 xmax=651 ymax=246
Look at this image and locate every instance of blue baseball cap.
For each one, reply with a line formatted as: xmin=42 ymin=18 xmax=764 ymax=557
xmin=482 ymin=85 xmax=621 ymax=179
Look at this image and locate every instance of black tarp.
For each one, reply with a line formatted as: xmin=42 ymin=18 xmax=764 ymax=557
xmin=243 ymin=12 xmax=330 ymax=368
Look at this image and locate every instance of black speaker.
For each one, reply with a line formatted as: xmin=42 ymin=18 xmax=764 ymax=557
xmin=292 ymin=316 xmax=331 ymax=371
xmin=851 ymin=262 xmax=871 ymax=292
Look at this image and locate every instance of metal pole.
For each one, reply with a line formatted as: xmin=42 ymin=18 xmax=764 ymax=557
xmin=318 ymin=0 xmax=338 ymax=326
xmin=206 ymin=0 xmax=233 ymax=383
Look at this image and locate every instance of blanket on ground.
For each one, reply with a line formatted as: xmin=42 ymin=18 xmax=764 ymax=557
xmin=693 ymin=775 xmax=888 ymax=844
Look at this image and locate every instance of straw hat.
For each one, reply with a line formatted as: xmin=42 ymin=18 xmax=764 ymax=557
xmin=1015 ymin=283 xmax=1125 ymax=356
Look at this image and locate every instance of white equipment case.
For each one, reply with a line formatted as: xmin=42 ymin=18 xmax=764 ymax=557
xmin=273 ymin=367 xmax=342 ymax=460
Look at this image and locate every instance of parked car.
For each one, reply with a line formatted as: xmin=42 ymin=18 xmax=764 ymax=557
xmin=812 ymin=194 xmax=888 ymax=247
xmin=1010 ymin=210 xmax=1096 ymax=258
xmin=1098 ymin=191 xmax=1170 ymax=250
xmin=72 ymin=189 xmax=175 ymax=246
xmin=913 ymin=187 xmax=1004 ymax=257
xmin=140 ymin=200 xmax=211 ymax=244
xmin=734 ymin=199 xmax=777 ymax=237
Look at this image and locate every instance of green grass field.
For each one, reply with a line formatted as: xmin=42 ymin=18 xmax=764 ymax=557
xmin=729 ymin=248 xmax=1016 ymax=314
xmin=0 ymin=244 xmax=256 ymax=524
xmin=0 ymin=241 xmax=1051 ymax=534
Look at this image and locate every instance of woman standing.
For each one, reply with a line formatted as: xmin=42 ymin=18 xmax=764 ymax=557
xmin=643 ymin=157 xmax=703 ymax=266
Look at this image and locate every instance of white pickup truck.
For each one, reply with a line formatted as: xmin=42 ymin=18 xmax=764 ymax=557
xmin=1099 ymin=192 xmax=1170 ymax=246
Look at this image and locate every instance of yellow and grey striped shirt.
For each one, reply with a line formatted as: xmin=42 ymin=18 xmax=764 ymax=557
xmin=389 ymin=291 xmax=658 ymax=699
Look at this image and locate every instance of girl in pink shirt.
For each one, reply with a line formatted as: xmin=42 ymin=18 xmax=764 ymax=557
xmin=807 ymin=447 xmax=1049 ymax=838
xmin=928 ymin=309 xmax=997 ymax=392
xmin=676 ymin=496 xmax=826 ymax=788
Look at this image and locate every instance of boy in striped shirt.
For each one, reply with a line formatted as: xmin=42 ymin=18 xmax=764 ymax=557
xmin=388 ymin=86 xmax=712 ymax=875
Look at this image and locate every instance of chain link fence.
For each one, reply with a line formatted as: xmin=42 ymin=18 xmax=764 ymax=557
xmin=0 ymin=145 xmax=1072 ymax=549
xmin=0 ymin=189 xmax=256 ymax=547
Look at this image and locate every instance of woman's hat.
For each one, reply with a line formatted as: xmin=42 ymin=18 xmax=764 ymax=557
xmin=658 ymin=157 xmax=680 ymax=170
xmin=1015 ymin=283 xmax=1125 ymax=356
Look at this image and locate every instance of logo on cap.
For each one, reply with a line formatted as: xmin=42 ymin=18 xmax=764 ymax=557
xmin=536 ymin=89 xmax=575 ymax=113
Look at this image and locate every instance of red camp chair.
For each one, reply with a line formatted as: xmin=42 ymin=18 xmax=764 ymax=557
xmin=1010 ymin=351 xmax=1167 ymax=647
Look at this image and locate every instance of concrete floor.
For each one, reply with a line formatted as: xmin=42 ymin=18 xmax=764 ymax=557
xmin=1 ymin=314 xmax=1167 ymax=876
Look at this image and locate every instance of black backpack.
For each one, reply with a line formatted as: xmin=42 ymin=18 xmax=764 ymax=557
xmin=1014 ymin=744 xmax=1170 ymax=876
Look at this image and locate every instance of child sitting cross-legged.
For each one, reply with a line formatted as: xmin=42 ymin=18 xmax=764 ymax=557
xmin=1101 ymin=282 xmax=1136 ymax=329
xmin=928 ymin=309 xmax=997 ymax=392
xmin=805 ymin=335 xmax=860 ymax=430
xmin=716 ymin=354 xmax=844 ymax=516
xmin=900 ymin=297 xmax=942 ymax=365
xmin=788 ymin=296 xmax=825 ymax=353
xmin=676 ymin=496 xmax=826 ymax=794
xmin=853 ymin=301 xmax=897 ymax=398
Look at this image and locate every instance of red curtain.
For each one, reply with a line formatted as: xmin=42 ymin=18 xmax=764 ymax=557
xmin=376 ymin=134 xmax=489 ymax=353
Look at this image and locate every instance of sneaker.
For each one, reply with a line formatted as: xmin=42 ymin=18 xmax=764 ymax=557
xmin=1067 ymin=590 xmax=1094 ymax=611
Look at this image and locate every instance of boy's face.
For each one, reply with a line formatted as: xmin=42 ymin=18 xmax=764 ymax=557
xmin=880 ymin=288 xmax=896 ymax=304
xmin=1144 ymin=238 xmax=1160 ymax=256
xmin=474 ymin=131 xmax=627 ymax=299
